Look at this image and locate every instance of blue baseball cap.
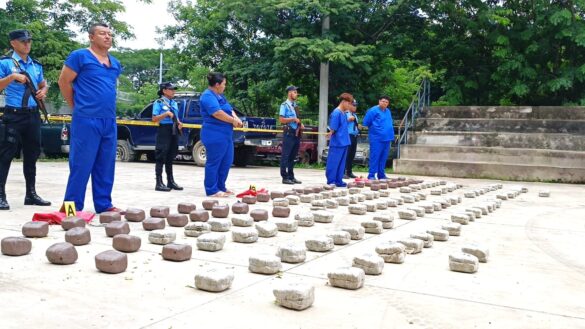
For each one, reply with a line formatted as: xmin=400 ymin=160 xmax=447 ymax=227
xmin=286 ymin=85 xmax=299 ymax=92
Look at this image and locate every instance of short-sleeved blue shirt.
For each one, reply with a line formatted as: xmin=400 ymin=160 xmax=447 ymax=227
xmin=362 ymin=105 xmax=394 ymax=142
xmin=328 ymin=108 xmax=350 ymax=147
xmin=64 ymin=48 xmax=121 ymax=118
xmin=0 ymin=52 xmax=44 ymax=108
xmin=279 ymin=100 xmax=298 ymax=130
xmin=200 ymin=88 xmax=233 ymax=136
xmin=346 ymin=111 xmax=359 ymax=136
xmin=152 ymin=97 xmax=178 ymax=125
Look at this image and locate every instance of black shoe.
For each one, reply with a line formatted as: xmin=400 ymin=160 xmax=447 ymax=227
xmin=167 ymin=177 xmax=183 ymax=191
xmin=0 ymin=186 xmax=8 ymax=210
xmin=0 ymin=195 xmax=9 ymax=210
xmin=156 ymin=176 xmax=171 ymax=192
xmin=343 ymin=175 xmax=350 ymax=179
xmin=24 ymin=193 xmax=51 ymax=206
xmin=282 ymin=179 xmax=295 ymax=185
xmin=23 ymin=181 xmax=51 ymax=206
xmin=291 ymin=178 xmax=302 ymax=184
xmin=348 ymin=173 xmax=357 ymax=178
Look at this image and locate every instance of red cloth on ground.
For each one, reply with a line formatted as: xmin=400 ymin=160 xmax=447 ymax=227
xmin=236 ymin=187 xmax=268 ymax=198
xmin=32 ymin=211 xmax=95 ymax=225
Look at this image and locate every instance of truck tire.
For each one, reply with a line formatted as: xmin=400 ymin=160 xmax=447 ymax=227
xmin=116 ymin=139 xmax=137 ymax=162
xmin=234 ymin=146 xmax=255 ymax=167
xmin=299 ymin=150 xmax=312 ymax=164
xmin=192 ymin=140 xmax=206 ymax=167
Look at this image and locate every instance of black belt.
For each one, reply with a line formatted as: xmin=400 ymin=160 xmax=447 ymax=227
xmin=3 ymin=106 xmax=39 ymax=114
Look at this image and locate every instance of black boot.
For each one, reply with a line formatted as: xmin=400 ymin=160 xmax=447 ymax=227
xmin=24 ymin=184 xmax=51 ymax=206
xmin=0 ymin=186 xmax=9 ymax=210
xmin=155 ymin=175 xmax=171 ymax=192
xmin=167 ymin=172 xmax=183 ymax=191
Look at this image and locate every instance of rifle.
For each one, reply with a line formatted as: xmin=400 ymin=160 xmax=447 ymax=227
xmin=293 ymin=105 xmax=303 ymax=137
xmin=9 ymin=56 xmax=49 ymax=123
xmin=159 ymin=98 xmax=182 ymax=136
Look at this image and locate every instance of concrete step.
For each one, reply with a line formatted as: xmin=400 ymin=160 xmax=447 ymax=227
xmin=393 ymin=158 xmax=585 ymax=183
xmin=424 ymin=106 xmax=585 ymax=120
xmin=415 ymin=118 xmax=585 ymax=134
xmin=410 ymin=131 xmax=585 ymax=151
xmin=399 ymin=145 xmax=585 ymax=168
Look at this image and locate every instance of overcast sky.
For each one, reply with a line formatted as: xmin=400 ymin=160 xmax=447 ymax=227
xmin=116 ymin=0 xmax=176 ymax=49
xmin=0 ymin=0 xmax=175 ymax=50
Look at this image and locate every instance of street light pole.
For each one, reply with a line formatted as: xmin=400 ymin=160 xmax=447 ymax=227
xmin=317 ymin=15 xmax=330 ymax=164
xmin=159 ymin=52 xmax=163 ymax=84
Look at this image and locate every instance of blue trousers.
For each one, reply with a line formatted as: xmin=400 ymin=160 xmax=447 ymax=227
xmin=201 ymin=128 xmax=233 ymax=196
xmin=64 ymin=117 xmax=117 ymax=213
xmin=368 ymin=140 xmax=390 ymax=180
xmin=326 ymin=146 xmax=348 ymax=186
xmin=280 ymin=131 xmax=300 ymax=179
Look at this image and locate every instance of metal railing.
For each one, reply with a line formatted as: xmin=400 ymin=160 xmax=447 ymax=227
xmin=395 ymin=79 xmax=431 ymax=159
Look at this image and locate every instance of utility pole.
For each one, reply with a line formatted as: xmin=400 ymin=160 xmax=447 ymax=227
xmin=317 ymin=15 xmax=330 ymax=164
xmin=158 ymin=52 xmax=163 ymax=84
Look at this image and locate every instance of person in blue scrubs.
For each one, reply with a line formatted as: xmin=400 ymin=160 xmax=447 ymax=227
xmin=58 ymin=23 xmax=123 ymax=213
xmin=152 ymin=82 xmax=183 ymax=192
xmin=362 ymin=96 xmax=395 ymax=180
xmin=345 ymin=99 xmax=360 ymax=179
xmin=325 ymin=93 xmax=354 ymax=187
xmin=0 ymin=29 xmax=51 ymax=210
xmin=199 ymin=72 xmax=243 ymax=197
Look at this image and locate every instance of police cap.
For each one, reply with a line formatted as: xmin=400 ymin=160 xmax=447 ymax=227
xmin=159 ymin=82 xmax=178 ymax=91
xmin=9 ymin=30 xmax=33 ymax=41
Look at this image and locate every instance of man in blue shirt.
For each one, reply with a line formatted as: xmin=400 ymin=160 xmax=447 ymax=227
xmin=0 ymin=29 xmax=51 ymax=210
xmin=152 ymin=82 xmax=183 ymax=192
xmin=58 ymin=23 xmax=123 ymax=214
xmin=362 ymin=96 xmax=395 ymax=180
xmin=345 ymin=99 xmax=360 ymax=179
xmin=279 ymin=85 xmax=303 ymax=185
xmin=325 ymin=93 xmax=354 ymax=187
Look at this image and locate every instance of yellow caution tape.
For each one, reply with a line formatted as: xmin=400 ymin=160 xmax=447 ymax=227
xmin=46 ymin=115 xmax=327 ymax=135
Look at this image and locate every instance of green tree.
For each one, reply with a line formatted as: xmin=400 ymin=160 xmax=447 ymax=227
xmin=422 ymin=0 xmax=585 ymax=105
xmin=163 ymin=0 xmax=431 ymax=118
xmin=1 ymin=0 xmax=135 ymax=108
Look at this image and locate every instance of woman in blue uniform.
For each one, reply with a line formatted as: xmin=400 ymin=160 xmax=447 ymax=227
xmin=325 ymin=93 xmax=354 ymax=187
xmin=199 ymin=72 xmax=243 ymax=197
xmin=362 ymin=96 xmax=394 ymax=180
xmin=152 ymin=82 xmax=183 ymax=192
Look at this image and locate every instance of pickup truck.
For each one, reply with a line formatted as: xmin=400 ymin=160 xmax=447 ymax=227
xmin=116 ymin=92 xmax=277 ymax=167
xmin=255 ymin=125 xmax=319 ymax=164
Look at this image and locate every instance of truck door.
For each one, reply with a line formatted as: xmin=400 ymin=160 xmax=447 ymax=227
xmin=132 ymin=103 xmax=157 ymax=146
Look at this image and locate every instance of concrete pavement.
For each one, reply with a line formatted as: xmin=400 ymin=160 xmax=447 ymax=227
xmin=0 ymin=161 xmax=584 ymax=329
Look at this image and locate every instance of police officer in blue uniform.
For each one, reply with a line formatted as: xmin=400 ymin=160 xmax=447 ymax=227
xmin=152 ymin=82 xmax=183 ymax=192
xmin=345 ymin=99 xmax=359 ymax=179
xmin=325 ymin=93 xmax=354 ymax=187
xmin=58 ymin=23 xmax=123 ymax=213
xmin=279 ymin=85 xmax=303 ymax=185
xmin=362 ymin=96 xmax=395 ymax=180
xmin=0 ymin=30 xmax=51 ymax=210
xmin=200 ymin=72 xmax=243 ymax=197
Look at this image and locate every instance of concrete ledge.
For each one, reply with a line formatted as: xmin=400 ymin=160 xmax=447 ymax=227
xmin=394 ymin=159 xmax=585 ymax=183
xmin=415 ymin=118 xmax=585 ymax=134
xmin=400 ymin=145 xmax=585 ymax=168
xmin=423 ymin=106 xmax=585 ymax=120
xmin=411 ymin=131 xmax=585 ymax=151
